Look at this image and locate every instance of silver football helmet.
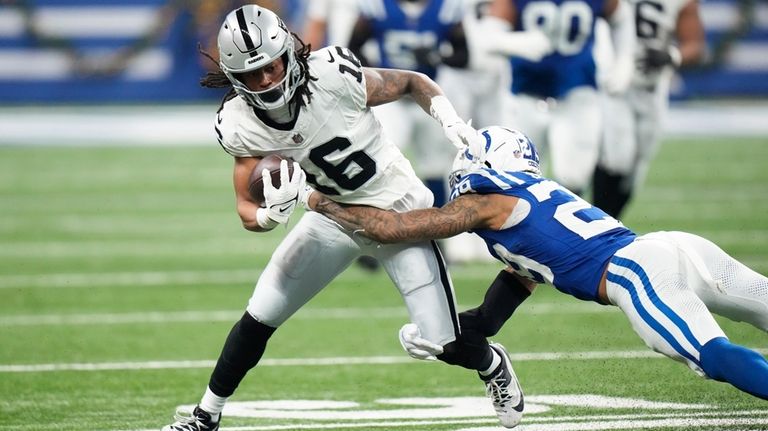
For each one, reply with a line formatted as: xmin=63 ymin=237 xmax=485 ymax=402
xmin=449 ymin=126 xmax=541 ymax=188
xmin=217 ymin=5 xmax=303 ymax=110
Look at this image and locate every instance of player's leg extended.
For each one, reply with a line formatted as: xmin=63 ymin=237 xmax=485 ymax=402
xmin=664 ymin=231 xmax=768 ymax=399
xmin=549 ymin=87 xmax=602 ymax=196
xmin=378 ymin=239 xmax=460 ymax=347
xmin=663 ymin=231 xmax=768 ymax=331
xmin=460 ymin=269 xmax=532 ymax=338
xmin=625 ymin=88 xmax=664 ymax=202
xmin=593 ymin=92 xmax=636 ymax=217
xmin=378 ymin=240 xmax=524 ymax=427
xmin=206 ymin=212 xmax=360 ymax=403
xmin=376 ymin=237 xmax=495 ymax=369
xmin=606 ymin=236 xmax=768 ymax=399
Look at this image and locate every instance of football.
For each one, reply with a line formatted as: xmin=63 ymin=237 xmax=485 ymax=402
xmin=248 ymin=154 xmax=295 ymax=207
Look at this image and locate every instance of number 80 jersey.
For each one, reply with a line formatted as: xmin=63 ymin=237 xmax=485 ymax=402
xmin=216 ymin=46 xmax=429 ymax=210
xmin=451 ymin=169 xmax=636 ymax=302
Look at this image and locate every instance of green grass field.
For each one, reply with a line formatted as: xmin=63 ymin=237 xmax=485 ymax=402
xmin=1 ymin=136 xmax=767 ymax=431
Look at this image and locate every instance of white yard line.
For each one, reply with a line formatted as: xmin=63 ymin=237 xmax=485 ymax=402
xmin=0 ymin=269 xmax=263 ymax=289
xmin=121 ymin=409 xmax=768 ymax=431
xmin=5 ymin=349 xmax=768 ymax=373
xmin=0 ymin=302 xmax=613 ymax=326
xmin=0 ymin=265 xmax=507 ymax=289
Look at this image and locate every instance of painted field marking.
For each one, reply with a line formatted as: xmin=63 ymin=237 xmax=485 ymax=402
xmin=0 ymin=302 xmax=612 ymax=326
xmin=3 ymin=349 xmax=768 ymax=373
xmin=125 ymin=397 xmax=768 ymax=431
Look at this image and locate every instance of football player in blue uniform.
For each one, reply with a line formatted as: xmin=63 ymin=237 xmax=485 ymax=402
xmin=306 ymin=126 xmax=768 ymax=407
xmin=484 ymin=0 xmax=635 ymax=196
xmin=348 ymin=0 xmax=469 ymax=208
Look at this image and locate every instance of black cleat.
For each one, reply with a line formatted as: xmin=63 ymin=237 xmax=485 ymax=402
xmin=161 ymin=405 xmax=219 ymax=431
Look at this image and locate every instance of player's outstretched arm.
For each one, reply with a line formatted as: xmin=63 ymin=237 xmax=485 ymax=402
xmin=308 ymin=192 xmax=515 ymax=243
xmin=363 ymin=67 xmax=442 ymax=111
xmin=363 ymin=68 xmax=487 ymax=161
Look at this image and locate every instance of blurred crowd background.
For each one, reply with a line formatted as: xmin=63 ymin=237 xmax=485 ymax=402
xmin=0 ymin=0 xmax=765 ymax=105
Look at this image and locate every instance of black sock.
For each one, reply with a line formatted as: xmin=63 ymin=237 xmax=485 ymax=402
xmin=460 ymin=270 xmax=532 ymax=338
xmin=592 ymin=166 xmax=631 ymax=218
xmin=208 ymin=312 xmax=276 ymax=397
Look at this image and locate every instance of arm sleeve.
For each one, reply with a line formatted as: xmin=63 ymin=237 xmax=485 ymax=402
xmin=476 ymin=16 xmax=553 ymax=61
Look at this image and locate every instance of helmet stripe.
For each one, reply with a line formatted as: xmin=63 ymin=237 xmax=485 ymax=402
xmin=236 ymin=8 xmax=256 ymax=52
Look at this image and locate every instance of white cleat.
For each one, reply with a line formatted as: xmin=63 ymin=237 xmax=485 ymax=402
xmin=482 ymin=343 xmax=524 ymax=428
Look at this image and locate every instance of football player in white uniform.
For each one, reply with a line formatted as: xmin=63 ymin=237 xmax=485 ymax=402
xmin=593 ymin=0 xmax=705 ymax=218
xmin=162 ymin=5 xmax=511 ymax=431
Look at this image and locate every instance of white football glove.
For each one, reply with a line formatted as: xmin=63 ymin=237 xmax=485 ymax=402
xmin=399 ymin=323 xmax=444 ymax=361
xmin=443 ymin=119 xmax=487 ymax=166
xmin=262 ymin=160 xmax=306 ymax=224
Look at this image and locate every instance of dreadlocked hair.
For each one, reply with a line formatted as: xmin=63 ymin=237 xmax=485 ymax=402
xmin=198 ymin=33 xmax=317 ymax=109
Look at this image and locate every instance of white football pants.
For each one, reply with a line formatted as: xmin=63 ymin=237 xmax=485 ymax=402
xmin=606 ymin=231 xmax=768 ymax=376
xmin=599 ymin=78 xmax=670 ymax=193
xmin=437 ymin=66 xmax=509 ymax=129
xmin=505 ymin=87 xmax=602 ymax=193
xmin=246 ymin=211 xmax=460 ymax=347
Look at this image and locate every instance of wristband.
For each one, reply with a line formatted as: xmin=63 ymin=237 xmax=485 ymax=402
xmin=256 ymin=207 xmax=279 ymax=230
xmin=429 ymin=95 xmax=462 ymax=128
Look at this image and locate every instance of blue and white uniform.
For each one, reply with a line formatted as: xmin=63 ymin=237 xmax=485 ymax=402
xmin=510 ymin=0 xmax=604 ymax=99
xmin=451 ymin=168 xmax=768 ymax=375
xmin=502 ymin=0 xmax=608 ymax=193
xmin=359 ymin=0 xmax=464 ymax=79
xmin=357 ymin=0 xmax=465 ymax=192
xmin=451 ymin=168 xmax=634 ymax=301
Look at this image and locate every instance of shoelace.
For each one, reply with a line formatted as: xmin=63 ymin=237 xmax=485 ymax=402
xmin=169 ymin=410 xmax=210 ymax=431
xmin=486 ymin=372 xmax=513 ymax=407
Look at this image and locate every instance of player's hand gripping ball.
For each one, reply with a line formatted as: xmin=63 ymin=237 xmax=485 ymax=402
xmin=248 ymin=155 xmax=295 ymax=207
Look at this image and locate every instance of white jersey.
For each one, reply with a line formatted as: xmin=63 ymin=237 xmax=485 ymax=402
xmin=216 ymin=46 xmax=428 ymax=210
xmin=630 ymin=0 xmax=691 ymax=88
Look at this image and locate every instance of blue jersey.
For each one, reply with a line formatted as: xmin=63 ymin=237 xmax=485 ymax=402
xmin=450 ymin=169 xmax=636 ymax=302
xmin=358 ymin=0 xmax=464 ymax=79
xmin=510 ymin=0 xmax=605 ymax=98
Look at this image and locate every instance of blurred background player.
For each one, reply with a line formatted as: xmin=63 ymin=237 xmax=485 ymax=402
xmin=593 ymin=0 xmax=706 ymax=218
xmin=302 ymin=0 xmax=359 ymax=50
xmin=485 ymin=0 xmax=636 ymax=197
xmin=437 ymin=0 xmax=512 ymax=263
xmin=347 ymin=0 xmax=469 ymax=267
xmin=348 ymin=0 xmax=469 ymax=210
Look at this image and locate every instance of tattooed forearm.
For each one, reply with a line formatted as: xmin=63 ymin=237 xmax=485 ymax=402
xmin=312 ymin=193 xmax=485 ymax=243
xmin=365 ymin=68 xmax=443 ymax=111
xmin=312 ymin=197 xmax=368 ymax=233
